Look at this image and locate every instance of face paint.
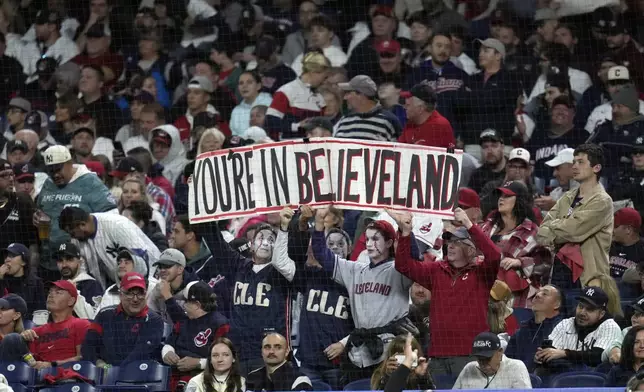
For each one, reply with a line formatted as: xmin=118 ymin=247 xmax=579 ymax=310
xmin=253 ymin=229 xmax=276 ymax=259
xmin=326 ymin=232 xmax=348 ymax=258
xmin=365 ymin=228 xmax=387 ymax=260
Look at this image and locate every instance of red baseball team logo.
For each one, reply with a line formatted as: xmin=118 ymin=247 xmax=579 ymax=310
xmin=419 ymin=223 xmax=433 ymax=234
xmin=194 ymin=328 xmax=212 ymax=347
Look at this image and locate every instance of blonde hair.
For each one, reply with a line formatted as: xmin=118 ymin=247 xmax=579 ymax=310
xmin=118 ymin=177 xmax=153 ymax=211
xmin=197 ymin=127 xmax=226 ymax=155
xmin=587 ymin=273 xmax=623 ymax=317
xmin=371 ymin=335 xmax=422 ymax=390
xmin=302 ymin=51 xmax=331 ymax=74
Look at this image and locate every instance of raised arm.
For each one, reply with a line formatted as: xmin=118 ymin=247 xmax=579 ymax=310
xmin=271 ymin=207 xmax=297 ymax=282
xmin=287 ymin=206 xmax=314 ymax=264
xmin=310 ymin=207 xmax=340 ymax=274
xmin=196 ymin=220 xmax=246 ymax=276
xmin=389 ymin=209 xmax=436 ymax=289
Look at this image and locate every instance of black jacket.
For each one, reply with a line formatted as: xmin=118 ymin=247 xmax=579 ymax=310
xmin=246 ymin=362 xmax=312 ymax=392
xmin=143 ymin=221 xmax=168 ymax=252
xmin=0 ymin=274 xmax=46 ymax=318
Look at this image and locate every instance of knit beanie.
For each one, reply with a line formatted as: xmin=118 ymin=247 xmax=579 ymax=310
xmin=612 ymin=84 xmax=640 ymax=113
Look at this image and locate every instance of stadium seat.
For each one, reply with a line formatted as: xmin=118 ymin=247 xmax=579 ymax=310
xmin=39 ymin=361 xmax=102 ymax=384
xmin=39 ymin=384 xmax=97 ymax=392
xmin=512 ymin=307 xmax=533 ymax=324
xmin=312 ymin=380 xmax=332 ymax=391
xmin=102 ymin=361 xmax=170 ymax=392
xmin=0 ymin=361 xmax=37 ymax=386
xmin=343 ymin=378 xmax=372 ymax=390
xmin=550 ymin=371 xmax=607 ymax=388
xmin=8 ymin=384 xmax=29 ymax=392
xmin=432 ymin=373 xmax=457 ymax=389
xmin=529 ymin=373 xmax=542 ymax=388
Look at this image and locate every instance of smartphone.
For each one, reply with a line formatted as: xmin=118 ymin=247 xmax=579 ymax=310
xmin=395 ymin=354 xmax=417 ymax=367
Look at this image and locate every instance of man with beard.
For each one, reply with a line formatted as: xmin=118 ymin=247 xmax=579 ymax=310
xmin=58 ymin=206 xmax=161 ymax=288
xmin=467 ymin=129 xmax=507 ymax=193
xmin=0 ymin=159 xmax=38 ymax=261
xmin=82 ymin=272 xmax=164 ymax=366
xmin=535 ymin=286 xmax=621 ymax=376
xmin=55 ymin=241 xmax=104 ymax=318
xmin=37 ymin=145 xmax=117 ymax=282
xmin=409 ymin=283 xmax=430 ymax=353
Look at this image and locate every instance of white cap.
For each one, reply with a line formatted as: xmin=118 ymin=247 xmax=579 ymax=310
xmin=43 ymin=145 xmax=72 ymax=165
xmin=545 ymin=147 xmax=574 ymax=167
xmin=244 ymin=126 xmax=269 ymax=142
xmin=508 ymin=148 xmax=530 ymax=164
xmin=608 ymin=66 xmax=630 ymax=81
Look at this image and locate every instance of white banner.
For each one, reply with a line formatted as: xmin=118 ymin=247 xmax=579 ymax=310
xmin=188 ymin=138 xmax=462 ymax=223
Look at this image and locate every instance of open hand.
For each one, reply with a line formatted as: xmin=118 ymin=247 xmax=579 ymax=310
xmin=324 ymin=342 xmax=344 ymax=360
xmin=279 ymin=207 xmax=295 ymax=231
xmin=385 ymin=209 xmax=413 ymax=236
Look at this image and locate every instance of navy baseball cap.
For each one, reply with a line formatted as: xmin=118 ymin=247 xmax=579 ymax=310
xmin=472 ymin=332 xmax=501 ymax=358
xmin=5 ymin=243 xmax=30 ymax=260
xmin=576 ymin=286 xmax=609 ymax=309
xmin=56 ymin=241 xmax=81 ymax=259
xmin=0 ymin=294 xmax=28 ymax=317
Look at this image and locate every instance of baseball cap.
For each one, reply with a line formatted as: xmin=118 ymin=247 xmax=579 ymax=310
xmin=184 ymin=281 xmax=213 ymax=304
xmin=545 ymin=148 xmax=575 ymax=167
xmin=109 ymin=157 xmax=144 ymax=179
xmin=35 ymin=9 xmax=61 ymax=25
xmin=151 ymin=128 xmax=172 ymax=147
xmin=13 ymin=163 xmax=35 ymax=181
xmin=7 ymin=140 xmax=29 ymax=154
xmin=368 ymin=220 xmax=397 ymax=242
xmin=479 ymin=129 xmax=503 ymax=144
xmin=631 ymin=294 xmax=644 ymax=313
xmin=458 ymin=188 xmax=480 ymax=209
xmin=86 ymin=23 xmax=109 ymax=38
xmin=508 ymin=148 xmax=530 ymax=164
xmin=490 ymin=280 xmax=511 ymax=301
xmin=188 ymin=76 xmax=214 ymax=94
xmin=476 ymin=38 xmax=505 ymax=58
xmin=634 ymin=135 xmax=644 ymax=152
xmin=72 ymin=127 xmax=95 ymax=139
xmin=193 ymin=111 xmax=219 ymax=130
xmin=132 ymin=91 xmax=155 ymax=105
xmin=230 ymin=238 xmax=253 ymax=258
xmin=472 ymin=332 xmax=502 ymax=358
xmin=442 ymin=227 xmax=475 ymax=248
xmin=24 ymin=111 xmax=43 ymax=133
xmin=375 ymin=39 xmax=401 ymax=55
xmin=36 ymin=57 xmax=58 ymax=78
xmin=576 ymin=286 xmax=609 ymax=309
xmin=608 ymin=65 xmax=630 ymax=81
xmin=545 ymin=69 xmax=569 ymax=91
xmin=338 ymin=75 xmax=378 ymax=98
xmin=372 ymin=5 xmax=395 ymax=18
xmin=85 ymin=160 xmax=105 ymax=177
xmin=120 ymin=272 xmax=147 ymax=291
xmin=8 ymin=97 xmax=31 ymax=113
xmin=496 ymin=181 xmax=529 ymax=198
xmin=401 ymin=83 xmax=437 ymax=105
xmin=153 ymin=248 xmax=186 ymax=267
xmin=614 ymin=207 xmax=642 ymax=229
xmin=50 ymin=280 xmax=78 ymax=299
xmin=0 ymin=294 xmax=28 ymax=316
xmin=607 ymin=18 xmax=627 ymax=36
xmin=301 ymin=116 xmax=334 ymax=134
xmin=43 ymin=145 xmax=72 ymax=166
xmin=5 ymin=243 xmax=30 ymax=260
xmin=56 ymin=241 xmax=81 ymax=259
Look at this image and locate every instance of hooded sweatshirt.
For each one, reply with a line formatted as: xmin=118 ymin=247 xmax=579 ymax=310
xmin=37 ymin=164 xmax=118 ymax=270
xmin=151 ymin=125 xmax=190 ymax=185
xmin=148 ymin=269 xmax=201 ymax=323
xmin=71 ymin=271 xmax=105 ymax=319
xmin=96 ymin=248 xmax=160 ymax=312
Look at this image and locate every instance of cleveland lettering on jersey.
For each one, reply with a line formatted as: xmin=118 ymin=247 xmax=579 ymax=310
xmin=354 ymin=282 xmax=392 ymax=296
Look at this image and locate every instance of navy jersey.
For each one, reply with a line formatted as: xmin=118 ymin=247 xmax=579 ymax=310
xmin=76 ymin=277 xmax=105 ymax=307
xmin=199 ymin=222 xmax=294 ymax=362
xmin=294 ymin=266 xmax=352 ymax=368
xmin=167 ymin=311 xmax=229 ymax=358
xmin=526 ymin=127 xmax=588 ymax=184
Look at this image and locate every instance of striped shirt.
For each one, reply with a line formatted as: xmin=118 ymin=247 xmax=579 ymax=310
xmin=333 ymin=105 xmax=402 ymax=141
xmin=550 ymin=317 xmax=622 ymax=351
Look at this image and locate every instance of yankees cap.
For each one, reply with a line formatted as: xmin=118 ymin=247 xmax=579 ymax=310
xmin=576 ymin=286 xmax=608 ymax=309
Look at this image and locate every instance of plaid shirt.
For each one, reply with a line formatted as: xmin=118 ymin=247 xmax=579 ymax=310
xmin=480 ymin=217 xmax=539 ymax=307
xmin=146 ymin=182 xmax=175 ymax=234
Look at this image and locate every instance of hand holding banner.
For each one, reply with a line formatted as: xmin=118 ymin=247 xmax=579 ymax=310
xmin=189 ymin=138 xmax=462 ymax=223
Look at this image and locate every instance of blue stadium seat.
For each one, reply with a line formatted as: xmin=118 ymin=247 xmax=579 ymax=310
xmin=0 ymin=361 xmax=37 ymax=386
xmin=23 ymin=320 xmax=34 ymax=330
xmin=432 ymin=373 xmax=457 ymax=389
xmin=343 ymin=378 xmax=372 ymax=391
xmin=39 ymin=361 xmax=102 ymax=384
xmin=101 ymin=361 xmax=170 ymax=392
xmin=8 ymin=384 xmax=29 ymax=392
xmin=529 ymin=373 xmax=542 ymax=388
xmin=39 ymin=384 xmax=97 ymax=392
xmin=550 ymin=371 xmax=607 ymax=388
xmin=512 ymin=307 xmax=533 ymax=324
xmin=312 ymin=380 xmax=332 ymax=391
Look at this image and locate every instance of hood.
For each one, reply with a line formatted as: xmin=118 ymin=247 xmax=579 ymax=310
xmin=115 ymin=247 xmax=150 ymax=285
xmin=152 ymin=125 xmax=187 ymax=166
xmin=69 ymin=164 xmax=93 ymax=184
xmin=72 ymin=271 xmax=96 ymax=283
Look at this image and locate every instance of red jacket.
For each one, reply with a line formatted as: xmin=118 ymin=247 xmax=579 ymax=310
xmin=398 ymin=110 xmax=455 ymax=148
xmin=395 ymin=225 xmax=501 ymax=357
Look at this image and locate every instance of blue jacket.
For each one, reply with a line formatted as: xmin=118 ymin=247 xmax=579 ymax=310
xmin=605 ymin=364 xmax=636 ymax=387
xmin=505 ymin=313 xmax=564 ymax=372
xmin=82 ymin=305 xmax=164 ymax=366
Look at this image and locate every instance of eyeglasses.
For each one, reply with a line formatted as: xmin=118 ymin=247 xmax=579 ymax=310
xmin=0 ymin=172 xmax=14 ymax=179
xmin=121 ymin=291 xmax=146 ymax=300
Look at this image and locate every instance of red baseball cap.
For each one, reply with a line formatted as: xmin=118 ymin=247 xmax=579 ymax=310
xmin=121 ymin=272 xmax=147 ymax=291
xmin=371 ymin=5 xmax=394 ymax=19
xmin=375 ymin=39 xmax=401 ymax=55
xmin=51 ymin=280 xmax=78 ymax=299
xmin=368 ymin=220 xmax=397 ymax=241
xmin=84 ymin=161 xmax=105 ymax=177
xmin=458 ymin=188 xmax=480 ymax=209
xmin=615 ymin=207 xmax=642 ymax=229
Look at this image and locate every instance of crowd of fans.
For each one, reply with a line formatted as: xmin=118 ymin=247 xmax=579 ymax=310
xmin=3 ymin=0 xmax=644 ymax=391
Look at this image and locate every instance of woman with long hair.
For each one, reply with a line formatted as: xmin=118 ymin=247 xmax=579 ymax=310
xmin=480 ymin=181 xmax=539 ymax=307
xmin=196 ymin=128 xmax=227 ymax=156
xmin=185 ymin=337 xmax=245 ymax=392
xmin=588 ymin=273 xmax=624 ymax=320
xmin=230 ymin=71 xmax=272 ymax=136
xmin=119 ymin=177 xmax=167 ymax=235
xmin=606 ymin=326 xmax=644 ymax=386
xmin=370 ymin=334 xmax=434 ymax=390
